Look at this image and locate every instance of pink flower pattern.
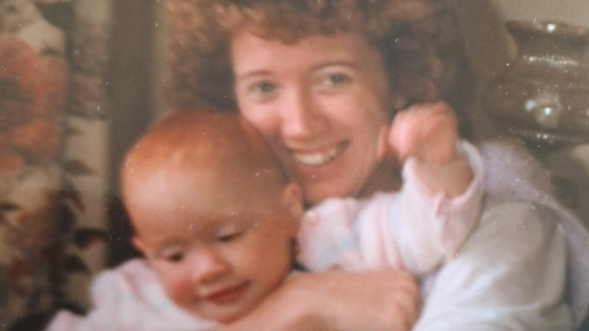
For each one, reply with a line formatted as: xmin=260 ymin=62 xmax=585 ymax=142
xmin=0 ymin=35 xmax=66 ymax=174
xmin=0 ymin=1 xmax=111 ymax=328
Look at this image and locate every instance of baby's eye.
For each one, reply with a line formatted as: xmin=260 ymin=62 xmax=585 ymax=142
xmin=160 ymin=248 xmax=186 ymax=263
xmin=217 ymin=229 xmax=244 ymax=243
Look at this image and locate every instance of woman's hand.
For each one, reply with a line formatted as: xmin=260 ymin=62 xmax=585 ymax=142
xmin=217 ymin=270 xmax=420 ymax=331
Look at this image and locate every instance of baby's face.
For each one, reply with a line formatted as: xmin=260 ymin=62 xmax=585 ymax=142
xmin=129 ymin=172 xmax=300 ymax=323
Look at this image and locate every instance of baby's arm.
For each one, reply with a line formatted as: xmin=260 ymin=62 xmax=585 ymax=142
xmin=297 ymin=199 xmax=368 ymax=272
xmin=298 ymin=103 xmax=483 ymax=273
xmin=387 ymin=141 xmax=484 ymax=274
xmin=387 ymin=102 xmax=472 ymax=197
xmin=381 ymin=102 xmax=484 ymax=274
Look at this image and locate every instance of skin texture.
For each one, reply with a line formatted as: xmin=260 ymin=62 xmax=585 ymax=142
xmin=162 ymin=1 xmax=476 ymax=330
xmin=388 ymin=102 xmax=473 ymax=196
xmin=164 ymin=0 xmax=472 ymax=121
xmin=219 ymin=269 xmax=420 ymax=331
xmin=222 ymin=31 xmax=472 ymax=331
xmin=232 ymin=32 xmax=472 ymax=203
xmin=121 ymin=110 xmax=303 ymax=323
xmin=233 ymin=32 xmax=403 ymax=205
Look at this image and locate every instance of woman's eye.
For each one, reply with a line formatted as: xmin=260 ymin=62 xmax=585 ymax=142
xmin=326 ymin=73 xmax=350 ymax=85
xmin=316 ymin=72 xmax=352 ymax=91
xmin=241 ymin=80 xmax=277 ymax=102
xmin=249 ymin=81 xmax=276 ymax=96
xmin=255 ymin=82 xmax=274 ymax=92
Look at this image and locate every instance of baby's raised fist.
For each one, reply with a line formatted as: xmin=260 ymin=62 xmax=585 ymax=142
xmin=388 ymin=102 xmax=459 ymax=166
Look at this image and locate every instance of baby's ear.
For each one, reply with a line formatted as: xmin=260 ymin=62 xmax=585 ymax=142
xmin=282 ymin=182 xmax=303 ymax=233
xmin=131 ymin=236 xmax=146 ymax=254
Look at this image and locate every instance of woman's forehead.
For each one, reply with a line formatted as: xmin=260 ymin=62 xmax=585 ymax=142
xmin=231 ymin=32 xmax=378 ymax=73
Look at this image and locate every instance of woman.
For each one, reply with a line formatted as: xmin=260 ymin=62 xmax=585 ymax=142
xmin=165 ymin=0 xmax=589 ymax=330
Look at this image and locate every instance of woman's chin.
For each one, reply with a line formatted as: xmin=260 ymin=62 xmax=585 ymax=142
xmin=302 ymin=182 xmax=353 ymax=206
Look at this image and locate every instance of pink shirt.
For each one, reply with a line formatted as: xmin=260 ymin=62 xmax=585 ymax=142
xmin=297 ymin=141 xmax=484 ymax=275
xmin=46 ymin=259 xmax=218 ymax=331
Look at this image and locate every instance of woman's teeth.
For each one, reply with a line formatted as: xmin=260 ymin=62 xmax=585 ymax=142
xmin=293 ymin=145 xmax=343 ymax=166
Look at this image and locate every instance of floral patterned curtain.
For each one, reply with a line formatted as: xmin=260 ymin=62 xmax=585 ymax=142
xmin=0 ymin=0 xmax=112 ymax=329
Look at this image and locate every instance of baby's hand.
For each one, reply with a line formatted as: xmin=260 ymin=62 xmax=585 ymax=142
xmin=382 ymin=102 xmax=473 ymax=196
xmin=388 ymin=102 xmax=459 ymax=166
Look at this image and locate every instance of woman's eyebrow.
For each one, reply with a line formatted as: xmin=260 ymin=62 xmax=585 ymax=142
xmin=316 ymin=61 xmax=359 ymax=70
xmin=235 ymin=70 xmax=272 ymax=81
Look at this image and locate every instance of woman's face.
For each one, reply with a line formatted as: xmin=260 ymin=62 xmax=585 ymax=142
xmin=232 ymin=32 xmax=396 ymax=204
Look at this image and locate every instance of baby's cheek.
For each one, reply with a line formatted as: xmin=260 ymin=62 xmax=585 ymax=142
xmin=160 ymin=271 xmax=193 ymax=306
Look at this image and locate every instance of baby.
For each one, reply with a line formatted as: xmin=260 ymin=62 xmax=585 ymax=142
xmin=46 ymin=106 xmax=483 ymax=330
xmin=47 ymin=110 xmax=303 ymax=330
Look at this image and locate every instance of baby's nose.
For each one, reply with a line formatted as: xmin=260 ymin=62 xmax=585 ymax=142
xmin=190 ymin=249 xmax=231 ymax=285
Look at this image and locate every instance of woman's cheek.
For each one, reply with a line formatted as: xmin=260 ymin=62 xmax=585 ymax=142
xmin=241 ymin=104 xmax=280 ymax=138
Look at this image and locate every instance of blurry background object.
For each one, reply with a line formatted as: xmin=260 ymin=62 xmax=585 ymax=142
xmin=0 ymin=0 xmax=111 ymax=329
xmin=456 ymin=5 xmax=589 ymax=308
xmin=480 ymin=19 xmax=589 ymax=242
xmin=484 ymin=20 xmax=589 ymax=144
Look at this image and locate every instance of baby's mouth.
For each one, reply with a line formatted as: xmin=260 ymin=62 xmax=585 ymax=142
xmin=292 ymin=142 xmax=348 ymax=167
xmin=203 ymin=281 xmax=250 ymax=305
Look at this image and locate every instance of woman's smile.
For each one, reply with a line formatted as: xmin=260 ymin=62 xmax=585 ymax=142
xmin=232 ymin=32 xmax=395 ymax=204
xmin=290 ymin=141 xmax=349 ymax=167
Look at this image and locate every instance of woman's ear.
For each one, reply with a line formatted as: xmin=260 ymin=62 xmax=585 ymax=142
xmin=378 ymin=94 xmax=408 ymax=161
xmin=390 ymin=94 xmax=408 ymax=117
xmin=376 ymin=125 xmax=390 ymax=161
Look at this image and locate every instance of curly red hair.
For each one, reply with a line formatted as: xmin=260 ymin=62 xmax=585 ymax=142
xmin=164 ymin=0 xmax=473 ymax=135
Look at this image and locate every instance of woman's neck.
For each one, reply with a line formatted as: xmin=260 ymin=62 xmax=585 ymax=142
xmin=302 ymin=157 xmax=402 ymax=209
xmin=356 ymin=156 xmax=402 ymax=199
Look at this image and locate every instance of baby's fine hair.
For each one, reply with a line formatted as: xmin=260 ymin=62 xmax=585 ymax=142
xmin=121 ymin=109 xmax=290 ymax=201
xmin=164 ymin=0 xmax=473 ymax=135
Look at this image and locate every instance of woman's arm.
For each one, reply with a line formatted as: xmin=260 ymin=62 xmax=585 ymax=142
xmin=218 ymin=270 xmax=420 ymax=331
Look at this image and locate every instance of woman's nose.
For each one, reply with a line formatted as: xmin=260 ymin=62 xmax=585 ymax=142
xmin=190 ymin=249 xmax=230 ymax=285
xmin=281 ymin=87 xmax=328 ymax=139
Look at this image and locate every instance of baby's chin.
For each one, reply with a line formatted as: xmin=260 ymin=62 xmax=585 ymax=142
xmin=206 ymin=305 xmax=256 ymax=325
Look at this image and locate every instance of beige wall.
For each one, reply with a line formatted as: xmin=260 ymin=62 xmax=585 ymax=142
xmin=493 ymin=0 xmax=588 ymax=26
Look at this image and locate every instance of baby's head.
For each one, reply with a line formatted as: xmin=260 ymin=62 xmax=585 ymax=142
xmin=121 ymin=109 xmax=302 ymax=323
